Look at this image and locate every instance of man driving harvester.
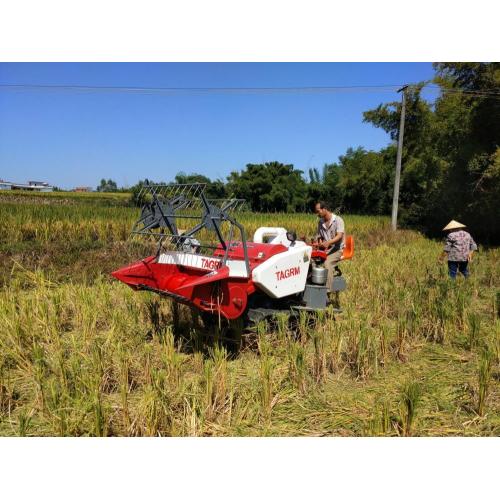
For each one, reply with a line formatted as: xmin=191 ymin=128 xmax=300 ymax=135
xmin=313 ymin=201 xmax=345 ymax=305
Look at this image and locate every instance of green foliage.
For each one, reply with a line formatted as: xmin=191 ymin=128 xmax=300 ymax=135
xmin=362 ymin=63 xmax=500 ymax=242
xmin=306 ymin=163 xmax=342 ymax=210
xmin=336 ymin=147 xmax=394 ymax=215
xmin=363 ymin=84 xmax=445 ymax=225
xmin=127 ymin=173 xmax=227 ymax=207
xmin=174 ymin=172 xmax=226 ymax=199
xmin=128 ymin=178 xmax=155 ymax=207
xmin=96 ymin=178 xmax=118 ymax=192
xmin=227 ymin=161 xmax=307 ymax=212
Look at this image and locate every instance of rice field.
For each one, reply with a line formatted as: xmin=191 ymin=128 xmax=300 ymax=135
xmin=0 ymin=190 xmax=499 ymax=436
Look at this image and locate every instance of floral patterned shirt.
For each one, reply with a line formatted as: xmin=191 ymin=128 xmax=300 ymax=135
xmin=444 ymin=230 xmax=477 ymax=261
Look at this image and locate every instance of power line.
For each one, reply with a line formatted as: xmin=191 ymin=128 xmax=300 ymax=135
xmin=0 ymin=82 xmax=499 ymax=99
xmin=0 ymin=83 xmax=403 ymax=94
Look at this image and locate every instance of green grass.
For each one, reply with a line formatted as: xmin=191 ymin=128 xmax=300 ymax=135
xmin=0 ymin=191 xmax=498 ymax=436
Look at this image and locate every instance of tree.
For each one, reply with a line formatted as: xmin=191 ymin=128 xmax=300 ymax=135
xmin=306 ymin=163 xmax=342 ymax=210
xmin=96 ymin=178 xmax=118 ymax=192
xmin=335 ymin=147 xmax=394 ymax=215
xmin=429 ymin=63 xmax=500 ymax=241
xmin=364 ymin=84 xmax=453 ymax=225
xmin=227 ymin=162 xmax=307 ymax=212
xmin=362 ymin=63 xmax=500 ymax=242
xmin=174 ymin=172 xmax=226 ymax=199
xmin=128 ymin=179 xmax=152 ymax=206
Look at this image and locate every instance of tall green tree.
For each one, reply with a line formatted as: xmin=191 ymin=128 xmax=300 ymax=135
xmin=429 ymin=63 xmax=500 ymax=240
xmin=363 ymin=84 xmax=445 ymax=224
xmin=306 ymin=163 xmax=342 ymax=210
xmin=227 ymin=161 xmax=307 ymax=212
xmin=362 ymin=63 xmax=500 ymax=241
xmin=336 ymin=147 xmax=394 ymax=215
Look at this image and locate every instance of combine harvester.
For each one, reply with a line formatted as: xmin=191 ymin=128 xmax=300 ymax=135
xmin=112 ymin=183 xmax=353 ymax=343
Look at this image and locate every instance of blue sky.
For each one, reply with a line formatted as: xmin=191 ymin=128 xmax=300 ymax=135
xmin=0 ymin=63 xmax=436 ymax=189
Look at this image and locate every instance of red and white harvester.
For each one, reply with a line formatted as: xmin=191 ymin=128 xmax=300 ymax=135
xmin=112 ymin=183 xmax=353 ymax=334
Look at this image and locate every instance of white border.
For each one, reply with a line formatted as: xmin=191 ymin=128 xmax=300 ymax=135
xmin=0 ymin=0 xmax=497 ymax=61
xmin=0 ymin=437 xmax=497 ymax=499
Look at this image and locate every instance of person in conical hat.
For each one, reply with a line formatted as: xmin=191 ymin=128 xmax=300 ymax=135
xmin=439 ymin=220 xmax=477 ymax=279
xmin=442 ymin=220 xmax=466 ymax=231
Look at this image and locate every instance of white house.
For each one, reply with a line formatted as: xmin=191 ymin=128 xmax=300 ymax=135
xmin=0 ymin=180 xmax=54 ymax=192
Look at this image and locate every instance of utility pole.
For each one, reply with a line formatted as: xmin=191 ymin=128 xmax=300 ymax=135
xmin=391 ymin=85 xmax=408 ymax=231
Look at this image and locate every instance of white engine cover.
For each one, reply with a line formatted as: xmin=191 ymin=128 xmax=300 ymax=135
xmin=252 ymin=245 xmax=312 ymax=298
xmin=253 ymin=227 xmax=289 ymax=245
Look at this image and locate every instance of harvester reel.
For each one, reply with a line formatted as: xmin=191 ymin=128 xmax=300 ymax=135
xmin=137 ymin=202 xmax=160 ymax=230
xmin=202 ymin=203 xmax=225 ymax=233
xmin=137 ymin=199 xmax=178 ymax=234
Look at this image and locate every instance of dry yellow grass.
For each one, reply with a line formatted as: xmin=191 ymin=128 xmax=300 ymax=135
xmin=0 ymin=191 xmax=498 ymax=436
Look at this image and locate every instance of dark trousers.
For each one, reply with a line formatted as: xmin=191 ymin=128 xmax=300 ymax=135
xmin=448 ymin=260 xmax=469 ymax=279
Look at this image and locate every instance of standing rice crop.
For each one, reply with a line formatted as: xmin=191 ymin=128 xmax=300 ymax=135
xmin=399 ymin=380 xmax=423 ymax=437
xmin=477 ymin=346 xmax=493 ymax=417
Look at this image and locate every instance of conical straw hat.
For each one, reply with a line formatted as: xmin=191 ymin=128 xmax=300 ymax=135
xmin=443 ymin=220 xmax=466 ymax=231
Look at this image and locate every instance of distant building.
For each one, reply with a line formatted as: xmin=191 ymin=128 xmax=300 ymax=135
xmin=0 ymin=179 xmax=54 ymax=192
xmin=73 ymin=186 xmax=93 ymax=192
xmin=29 ymin=181 xmax=50 ymax=187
